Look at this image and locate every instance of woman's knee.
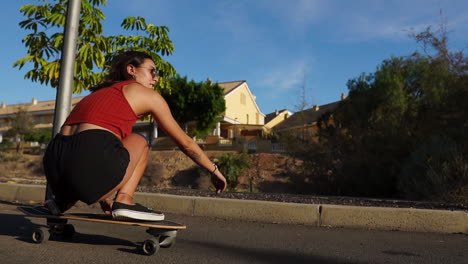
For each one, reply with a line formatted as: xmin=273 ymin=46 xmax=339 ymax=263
xmin=123 ymin=133 xmax=149 ymax=149
xmin=122 ymin=134 xmax=149 ymax=163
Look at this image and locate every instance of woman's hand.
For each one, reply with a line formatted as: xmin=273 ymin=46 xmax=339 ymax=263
xmin=211 ymin=172 xmax=227 ymax=194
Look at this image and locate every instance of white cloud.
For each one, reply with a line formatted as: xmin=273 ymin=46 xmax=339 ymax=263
xmin=210 ymin=1 xmax=264 ymax=43
xmin=257 ymin=60 xmax=309 ymax=94
xmin=329 ymin=0 xmax=468 ymax=43
xmin=251 ymin=0 xmax=467 ymax=43
xmin=337 ymin=15 xmax=433 ymax=42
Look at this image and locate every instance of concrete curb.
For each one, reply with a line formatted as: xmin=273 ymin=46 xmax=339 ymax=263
xmin=135 ymin=192 xmax=319 ymax=225
xmin=320 ymin=204 xmax=467 ymax=234
xmin=1 ymin=183 xmax=466 ymax=234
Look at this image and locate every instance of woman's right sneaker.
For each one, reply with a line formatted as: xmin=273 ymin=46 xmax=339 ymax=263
xmin=111 ymin=202 xmax=165 ymax=221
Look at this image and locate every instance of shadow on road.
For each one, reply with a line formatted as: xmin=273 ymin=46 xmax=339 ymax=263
xmin=0 ymin=208 xmax=135 ymax=248
xmin=180 ymin=238 xmax=366 ymax=264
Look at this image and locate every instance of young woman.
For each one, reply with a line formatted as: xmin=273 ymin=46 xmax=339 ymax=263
xmin=43 ymin=50 xmax=227 ymax=221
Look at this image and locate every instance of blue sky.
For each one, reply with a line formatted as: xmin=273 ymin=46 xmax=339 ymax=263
xmin=1 ymin=0 xmax=467 ymax=114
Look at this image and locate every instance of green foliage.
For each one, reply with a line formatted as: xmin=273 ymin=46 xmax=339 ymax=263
xmin=6 ymin=107 xmax=35 ymax=154
xmin=0 ymin=140 xmax=13 ymax=152
xmin=160 ymin=75 xmax=226 ymax=137
xmin=195 ymin=151 xmax=250 ymax=190
xmin=216 ymin=151 xmax=250 ymax=190
xmin=24 ymin=128 xmax=52 ymax=144
xmin=399 ymin=136 xmax=468 ymax=203
xmin=282 ymin=25 xmax=468 ymax=203
xmin=15 ymin=0 xmax=176 ymax=93
xmin=7 ymin=108 xmax=35 ymax=140
xmin=278 ymin=136 xmax=339 ymax=195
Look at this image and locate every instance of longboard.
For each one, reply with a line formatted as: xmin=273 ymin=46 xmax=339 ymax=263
xmin=18 ymin=205 xmax=186 ymax=255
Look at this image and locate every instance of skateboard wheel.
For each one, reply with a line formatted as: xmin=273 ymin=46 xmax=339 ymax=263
xmin=32 ymin=227 xmax=49 ymax=244
xmin=50 ymin=224 xmax=75 ymax=239
xmin=142 ymin=238 xmax=160 ymax=255
xmin=159 ymin=236 xmax=176 ymax=248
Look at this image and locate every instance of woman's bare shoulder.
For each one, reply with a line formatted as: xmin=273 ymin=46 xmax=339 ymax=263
xmin=123 ymin=82 xmax=156 ymax=98
xmin=123 ymin=83 xmax=164 ymax=114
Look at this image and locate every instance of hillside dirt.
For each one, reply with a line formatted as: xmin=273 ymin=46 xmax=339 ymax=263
xmin=1 ymin=151 xmax=466 ymax=211
xmin=0 ymin=151 xmax=294 ymax=193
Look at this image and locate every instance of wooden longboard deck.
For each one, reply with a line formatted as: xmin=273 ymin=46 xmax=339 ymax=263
xmin=18 ymin=206 xmax=186 ymax=230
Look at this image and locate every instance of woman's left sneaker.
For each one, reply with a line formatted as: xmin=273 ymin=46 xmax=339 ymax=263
xmin=111 ymin=202 xmax=165 ymax=221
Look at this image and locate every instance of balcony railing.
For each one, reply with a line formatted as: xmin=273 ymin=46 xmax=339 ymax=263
xmin=218 ymin=139 xmax=233 ymax=146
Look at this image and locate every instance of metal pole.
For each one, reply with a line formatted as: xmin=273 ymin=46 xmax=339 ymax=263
xmin=46 ymin=0 xmax=81 ymax=204
xmin=52 ymin=0 xmax=81 ymax=135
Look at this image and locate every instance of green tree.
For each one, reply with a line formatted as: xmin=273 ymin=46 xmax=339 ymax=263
xmin=160 ymin=75 xmax=226 ymax=137
xmin=284 ymin=25 xmax=468 ymax=202
xmin=25 ymin=128 xmax=53 ymax=144
xmin=6 ymin=108 xmax=35 ymax=154
xmin=14 ymin=0 xmax=176 ymax=93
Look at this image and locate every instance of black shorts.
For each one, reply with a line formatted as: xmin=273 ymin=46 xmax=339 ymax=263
xmin=43 ymin=129 xmax=130 ymax=205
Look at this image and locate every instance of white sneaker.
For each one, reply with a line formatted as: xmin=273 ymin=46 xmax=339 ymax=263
xmin=111 ymin=202 xmax=165 ymax=221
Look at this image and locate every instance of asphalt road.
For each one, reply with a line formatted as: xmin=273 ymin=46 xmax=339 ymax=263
xmin=0 ymin=201 xmax=466 ymax=264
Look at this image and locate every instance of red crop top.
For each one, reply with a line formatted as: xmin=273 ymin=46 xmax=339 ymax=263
xmin=63 ymin=80 xmax=139 ymax=139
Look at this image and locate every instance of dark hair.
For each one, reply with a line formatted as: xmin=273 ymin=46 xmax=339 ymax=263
xmin=90 ymin=50 xmax=153 ymax=92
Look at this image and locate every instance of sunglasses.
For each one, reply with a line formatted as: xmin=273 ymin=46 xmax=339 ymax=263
xmin=139 ymin=66 xmax=159 ymax=78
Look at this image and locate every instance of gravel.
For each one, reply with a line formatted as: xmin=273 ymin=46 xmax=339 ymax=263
xmin=2 ymin=177 xmax=466 ymax=212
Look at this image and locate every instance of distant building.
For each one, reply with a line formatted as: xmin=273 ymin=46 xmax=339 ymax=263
xmin=274 ymin=93 xmax=347 ymax=142
xmin=0 ymin=80 xmax=266 ymax=146
xmin=263 ymin=109 xmax=293 ymax=132
xmin=0 ymin=97 xmax=83 ymax=143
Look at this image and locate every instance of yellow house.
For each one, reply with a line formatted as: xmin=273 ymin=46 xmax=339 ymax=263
xmin=216 ymin=80 xmax=265 ymax=141
xmin=155 ymin=80 xmax=266 ymax=149
xmin=263 ymin=109 xmax=293 ymax=132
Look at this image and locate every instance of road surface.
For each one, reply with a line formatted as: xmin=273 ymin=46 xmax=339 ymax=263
xmin=0 ymin=201 xmax=466 ymax=264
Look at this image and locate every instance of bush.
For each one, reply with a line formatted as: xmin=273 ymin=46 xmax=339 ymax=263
xmin=197 ymin=150 xmax=250 ymax=190
xmin=0 ymin=140 xmax=13 ymax=152
xmin=24 ymin=128 xmax=52 ymax=144
xmin=0 ymin=152 xmax=22 ymax=162
xmin=218 ymin=150 xmax=251 ymax=189
xmin=280 ymin=136 xmax=337 ymax=195
xmin=399 ymin=136 xmax=468 ymax=203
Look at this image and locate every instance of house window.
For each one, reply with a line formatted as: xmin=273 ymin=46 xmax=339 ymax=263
xmin=246 ymin=114 xmax=249 ymax=124
xmin=240 ymin=93 xmax=246 ymax=105
xmin=34 ymin=116 xmax=40 ymax=124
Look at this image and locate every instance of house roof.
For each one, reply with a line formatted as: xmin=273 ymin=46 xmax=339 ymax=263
xmin=274 ymin=101 xmax=341 ymax=131
xmin=218 ymin=80 xmax=265 ymax=117
xmin=0 ymin=97 xmax=84 ymax=117
xmin=265 ymin=109 xmax=289 ymax=124
xmin=217 ymin=80 xmax=246 ymax=96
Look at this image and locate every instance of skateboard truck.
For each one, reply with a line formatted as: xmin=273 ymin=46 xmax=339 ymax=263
xmin=142 ymin=228 xmax=178 ymax=255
